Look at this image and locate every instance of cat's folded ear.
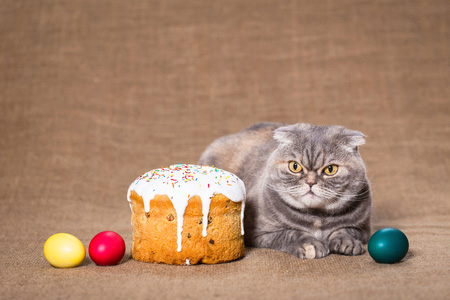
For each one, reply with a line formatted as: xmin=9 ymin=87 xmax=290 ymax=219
xmin=273 ymin=123 xmax=311 ymax=144
xmin=342 ymin=129 xmax=366 ymax=152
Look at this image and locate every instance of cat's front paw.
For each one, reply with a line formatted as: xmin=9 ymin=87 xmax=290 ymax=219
xmin=329 ymin=237 xmax=364 ymax=256
xmin=295 ymin=240 xmax=329 ymax=259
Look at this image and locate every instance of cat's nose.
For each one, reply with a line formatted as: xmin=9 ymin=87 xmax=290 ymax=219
xmin=307 ymin=181 xmax=316 ymax=187
xmin=306 ymin=173 xmax=316 ymax=187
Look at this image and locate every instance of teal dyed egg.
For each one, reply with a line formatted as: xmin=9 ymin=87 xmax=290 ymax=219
xmin=368 ymin=228 xmax=409 ymax=264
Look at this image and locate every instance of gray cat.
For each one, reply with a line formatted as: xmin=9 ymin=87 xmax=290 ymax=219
xmin=198 ymin=122 xmax=371 ymax=259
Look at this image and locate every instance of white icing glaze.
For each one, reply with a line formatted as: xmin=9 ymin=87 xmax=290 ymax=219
xmin=127 ymin=164 xmax=246 ymax=252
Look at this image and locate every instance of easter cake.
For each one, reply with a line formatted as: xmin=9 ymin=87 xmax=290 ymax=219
xmin=127 ymin=164 xmax=246 ymax=265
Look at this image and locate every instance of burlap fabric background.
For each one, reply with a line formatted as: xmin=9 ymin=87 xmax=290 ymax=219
xmin=1 ymin=1 xmax=449 ymax=299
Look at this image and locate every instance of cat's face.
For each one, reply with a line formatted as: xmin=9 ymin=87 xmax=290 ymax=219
xmin=267 ymin=123 xmax=368 ymax=211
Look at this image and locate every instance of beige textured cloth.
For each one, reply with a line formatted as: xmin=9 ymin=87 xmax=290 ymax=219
xmin=1 ymin=1 xmax=449 ymax=299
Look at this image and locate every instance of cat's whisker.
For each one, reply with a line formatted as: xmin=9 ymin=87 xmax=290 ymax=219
xmin=266 ymin=183 xmax=306 ymax=195
xmin=265 ymin=183 xmax=289 ymax=193
xmin=318 ymin=186 xmax=371 ymax=199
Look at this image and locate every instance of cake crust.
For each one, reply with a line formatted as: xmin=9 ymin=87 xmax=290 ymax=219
xmin=130 ymin=191 xmax=245 ymax=265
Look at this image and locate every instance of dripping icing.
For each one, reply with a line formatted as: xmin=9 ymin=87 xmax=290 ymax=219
xmin=127 ymin=164 xmax=246 ymax=252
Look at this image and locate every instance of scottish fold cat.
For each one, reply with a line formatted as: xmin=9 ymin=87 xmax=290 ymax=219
xmin=199 ymin=122 xmax=371 ymax=259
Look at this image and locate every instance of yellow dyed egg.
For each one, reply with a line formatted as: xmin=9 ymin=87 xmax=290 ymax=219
xmin=44 ymin=233 xmax=86 ymax=268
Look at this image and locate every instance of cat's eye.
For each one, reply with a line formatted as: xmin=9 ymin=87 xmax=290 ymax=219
xmin=323 ymin=164 xmax=339 ymax=176
xmin=288 ymin=161 xmax=303 ymax=173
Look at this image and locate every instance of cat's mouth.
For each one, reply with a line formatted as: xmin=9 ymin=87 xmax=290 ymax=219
xmin=301 ymin=190 xmax=325 ymax=208
xmin=302 ymin=189 xmax=317 ymax=197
